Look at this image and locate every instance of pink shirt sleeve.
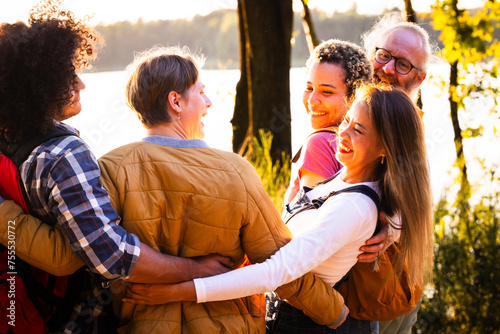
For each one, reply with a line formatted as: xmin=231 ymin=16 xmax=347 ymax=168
xmin=285 ymin=132 xmax=342 ymax=203
xmin=299 ymin=132 xmax=342 ymax=179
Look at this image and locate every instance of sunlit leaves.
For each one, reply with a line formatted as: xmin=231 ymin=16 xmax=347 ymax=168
xmin=418 ymin=189 xmax=500 ymax=333
xmin=245 ymin=129 xmax=291 ymax=213
xmin=431 ymin=0 xmax=499 ymax=64
xmin=416 ymin=2 xmax=500 ymax=332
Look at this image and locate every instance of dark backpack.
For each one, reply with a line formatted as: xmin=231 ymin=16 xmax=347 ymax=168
xmin=0 ymin=128 xmax=76 ymax=333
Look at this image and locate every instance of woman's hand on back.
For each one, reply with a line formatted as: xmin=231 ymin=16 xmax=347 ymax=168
xmin=123 ymin=280 xmax=197 ymax=305
xmin=123 ymin=253 xmax=232 ymax=305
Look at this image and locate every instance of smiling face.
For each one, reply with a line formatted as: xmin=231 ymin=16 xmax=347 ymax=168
xmin=303 ymin=62 xmax=349 ymax=130
xmin=178 ymin=79 xmax=212 ymax=139
xmin=372 ymin=29 xmax=427 ymax=98
xmin=336 ymin=99 xmax=385 ymax=183
xmin=58 ymin=75 xmax=85 ymax=121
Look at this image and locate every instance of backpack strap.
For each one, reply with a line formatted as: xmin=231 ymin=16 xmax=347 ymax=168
xmin=284 ymin=181 xmax=381 ymax=292
xmin=329 ymin=185 xmax=380 ymax=208
xmin=3 ymin=127 xmax=76 ymax=168
xmin=284 ymin=180 xmax=380 ymax=224
xmin=292 ymin=125 xmax=338 ymax=163
xmin=1 ymin=126 xmax=75 ymax=215
xmin=0 ymin=126 xmax=76 ymax=327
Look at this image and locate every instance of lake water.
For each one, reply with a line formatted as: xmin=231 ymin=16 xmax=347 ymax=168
xmin=69 ymin=67 xmax=499 ymax=200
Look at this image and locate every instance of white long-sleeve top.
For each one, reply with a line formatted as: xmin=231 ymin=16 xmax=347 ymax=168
xmin=194 ymin=174 xmax=379 ymax=302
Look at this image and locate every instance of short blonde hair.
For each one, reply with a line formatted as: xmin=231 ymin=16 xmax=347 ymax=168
xmin=125 ymin=46 xmax=205 ymax=127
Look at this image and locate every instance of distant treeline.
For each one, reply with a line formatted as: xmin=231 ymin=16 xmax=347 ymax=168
xmin=90 ymin=7 xmax=482 ymax=72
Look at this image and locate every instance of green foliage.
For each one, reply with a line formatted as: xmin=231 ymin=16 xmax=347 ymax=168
xmin=430 ymin=0 xmax=500 ymax=64
xmin=418 ymin=7 xmax=500 ymax=327
xmin=245 ymin=129 xmax=291 ymax=213
xmin=416 ymin=187 xmax=500 ymax=333
xmin=430 ymin=1 xmax=500 ymax=112
xmin=429 ymin=0 xmax=499 ymax=191
xmin=417 ymin=4 xmax=500 ymax=328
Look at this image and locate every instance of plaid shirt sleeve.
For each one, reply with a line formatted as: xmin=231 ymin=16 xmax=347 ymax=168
xmin=40 ymin=137 xmax=141 ymax=280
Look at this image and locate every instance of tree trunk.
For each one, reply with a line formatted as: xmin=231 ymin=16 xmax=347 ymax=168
xmin=232 ymin=1 xmax=251 ymax=154
xmin=301 ymin=0 xmax=319 ymax=53
xmin=232 ymin=0 xmax=293 ymax=162
xmin=403 ymin=0 xmax=418 ymax=23
xmin=449 ymin=60 xmax=470 ymax=191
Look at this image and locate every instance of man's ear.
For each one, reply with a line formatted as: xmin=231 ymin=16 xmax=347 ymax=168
xmin=415 ymin=70 xmax=427 ymax=88
xmin=168 ymin=91 xmax=181 ymax=112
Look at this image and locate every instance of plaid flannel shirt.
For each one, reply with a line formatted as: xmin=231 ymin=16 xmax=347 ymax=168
xmin=19 ymin=122 xmax=141 ymax=333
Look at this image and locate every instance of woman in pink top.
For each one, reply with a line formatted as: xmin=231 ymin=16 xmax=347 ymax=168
xmin=285 ymin=39 xmax=372 ymax=203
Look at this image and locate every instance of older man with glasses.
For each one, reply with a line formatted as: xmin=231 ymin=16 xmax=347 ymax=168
xmin=374 ymin=47 xmax=421 ymax=76
xmin=352 ymin=12 xmax=433 ymax=334
xmin=363 ymin=13 xmax=430 ymax=104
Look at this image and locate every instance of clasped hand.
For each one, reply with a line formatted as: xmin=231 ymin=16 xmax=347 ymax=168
xmin=123 ymin=282 xmax=185 ymax=305
xmin=123 ymin=253 xmax=232 ymax=305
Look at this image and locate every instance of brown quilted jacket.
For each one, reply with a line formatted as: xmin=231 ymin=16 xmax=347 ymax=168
xmin=98 ymin=141 xmax=344 ymax=333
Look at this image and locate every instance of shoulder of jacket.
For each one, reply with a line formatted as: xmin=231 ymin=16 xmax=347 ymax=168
xmin=198 ymin=147 xmax=253 ymax=171
xmin=99 ymin=143 xmax=252 ymax=173
xmin=99 ymin=141 xmax=148 ymax=161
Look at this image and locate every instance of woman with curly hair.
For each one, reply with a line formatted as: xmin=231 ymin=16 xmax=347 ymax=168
xmin=0 ymin=2 xmax=121 ymax=333
xmin=0 ymin=0 xmax=99 ymax=143
xmin=0 ymin=1 xmax=232 ymax=333
xmin=284 ymin=39 xmax=372 ymax=203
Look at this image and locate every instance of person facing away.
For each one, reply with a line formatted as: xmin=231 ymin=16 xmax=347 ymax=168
xmin=354 ymin=11 xmax=435 ymax=334
xmin=284 ymin=39 xmax=372 ymax=203
xmin=95 ymin=45 xmax=348 ymax=333
xmin=0 ymin=1 xmax=231 ymax=332
xmin=122 ymin=84 xmax=434 ymax=334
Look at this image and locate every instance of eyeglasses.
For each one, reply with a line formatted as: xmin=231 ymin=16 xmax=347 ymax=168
xmin=374 ymin=47 xmax=419 ymax=75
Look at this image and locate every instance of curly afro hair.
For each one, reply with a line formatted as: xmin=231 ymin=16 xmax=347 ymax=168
xmin=305 ymin=39 xmax=372 ymax=99
xmin=0 ymin=0 xmax=102 ymax=143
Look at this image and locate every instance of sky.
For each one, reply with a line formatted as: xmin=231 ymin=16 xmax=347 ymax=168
xmin=0 ymin=0 xmax=486 ymax=25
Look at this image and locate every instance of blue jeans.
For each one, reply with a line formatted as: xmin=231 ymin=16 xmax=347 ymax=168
xmin=267 ymin=301 xmax=379 ymax=334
